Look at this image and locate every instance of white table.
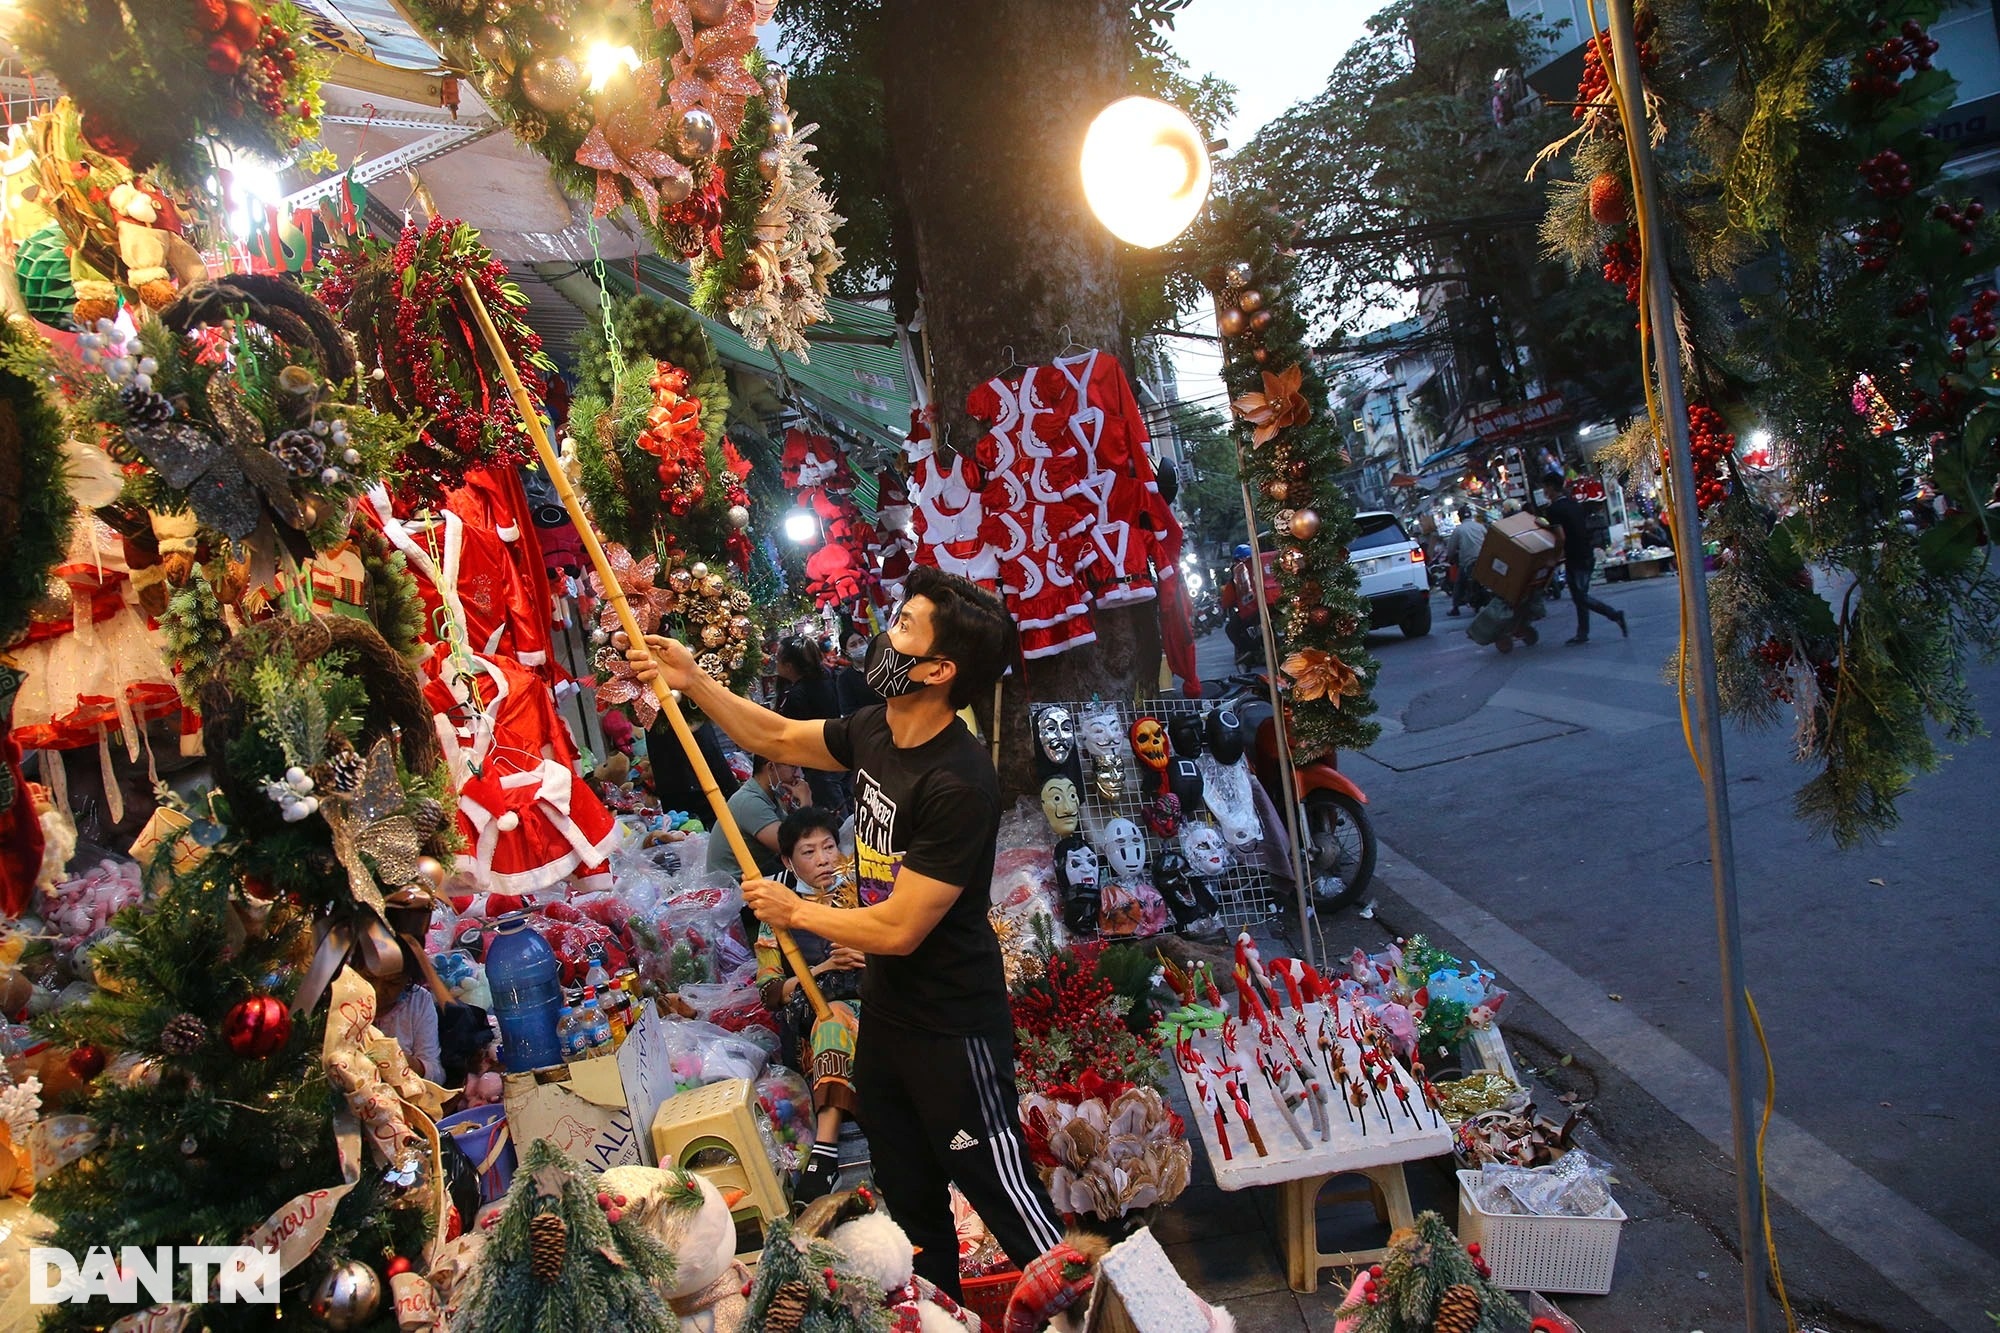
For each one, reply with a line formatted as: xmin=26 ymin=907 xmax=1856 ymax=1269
xmin=1174 ymin=1000 xmax=1454 ymax=1292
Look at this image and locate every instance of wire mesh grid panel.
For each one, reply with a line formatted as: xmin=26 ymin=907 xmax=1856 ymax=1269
xmin=1045 ymin=695 xmax=1279 ymax=932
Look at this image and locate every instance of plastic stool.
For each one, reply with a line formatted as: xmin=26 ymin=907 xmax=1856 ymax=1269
xmin=1276 ymin=1163 xmax=1416 ymax=1293
xmin=650 ymin=1078 xmax=789 ymax=1254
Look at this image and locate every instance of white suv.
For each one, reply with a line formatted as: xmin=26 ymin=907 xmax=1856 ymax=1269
xmin=1347 ymin=511 xmax=1431 ymax=637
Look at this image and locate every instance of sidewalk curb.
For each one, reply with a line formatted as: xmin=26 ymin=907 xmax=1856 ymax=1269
xmin=1359 ymin=838 xmax=1998 ymax=1332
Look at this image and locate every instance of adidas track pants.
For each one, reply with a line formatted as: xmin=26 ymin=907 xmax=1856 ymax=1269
xmin=854 ymin=1014 xmax=1066 ymax=1297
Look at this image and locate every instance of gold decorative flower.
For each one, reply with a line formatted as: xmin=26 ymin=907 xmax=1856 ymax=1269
xmin=1231 ymin=363 xmax=1311 ymax=446
xmin=1282 ymin=648 xmax=1360 ymax=705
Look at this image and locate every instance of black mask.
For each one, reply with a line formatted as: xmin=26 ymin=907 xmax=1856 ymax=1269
xmin=862 ymin=631 xmax=943 ymax=699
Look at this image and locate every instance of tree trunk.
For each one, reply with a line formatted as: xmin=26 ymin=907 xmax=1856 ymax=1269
xmin=880 ymin=0 xmax=1161 ymax=800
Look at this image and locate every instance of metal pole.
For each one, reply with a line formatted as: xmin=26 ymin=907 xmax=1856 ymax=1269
xmin=1604 ymin=4 xmax=1768 ymax=1327
xmin=1212 ymin=292 xmax=1318 ymax=971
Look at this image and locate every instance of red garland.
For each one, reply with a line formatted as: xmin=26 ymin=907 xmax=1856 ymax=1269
xmin=1010 ymin=943 xmax=1166 ymax=1094
xmin=636 ymin=362 xmax=710 ymax=517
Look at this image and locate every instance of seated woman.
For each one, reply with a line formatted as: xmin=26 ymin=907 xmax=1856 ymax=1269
xmin=367 ymin=936 xmax=445 ymax=1083
xmin=755 ymin=806 xmax=865 ymax=1205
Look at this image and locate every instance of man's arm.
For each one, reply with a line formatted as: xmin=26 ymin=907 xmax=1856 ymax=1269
xmin=628 ymin=633 xmax=839 ymax=771
xmin=751 ymin=817 xmax=780 ymax=854
xmin=744 ymin=868 xmax=960 ymax=957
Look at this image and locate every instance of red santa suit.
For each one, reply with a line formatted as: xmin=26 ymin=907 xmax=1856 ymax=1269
xmin=443 ymin=466 xmax=557 ymax=671
xmin=905 ymin=436 xmax=999 ymax=586
xmin=421 ymin=643 xmax=615 ymax=898
xmin=1046 ymin=348 xmax=1179 ymax=609
xmin=370 ymin=497 xmax=550 ymax=669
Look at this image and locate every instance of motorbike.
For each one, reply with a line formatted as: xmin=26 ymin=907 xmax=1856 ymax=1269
xmin=1213 ymin=674 xmax=1377 ymax=912
xmin=1189 ymin=586 xmax=1226 ymax=637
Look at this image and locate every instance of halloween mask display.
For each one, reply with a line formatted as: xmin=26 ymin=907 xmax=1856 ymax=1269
xmin=1034 ymin=703 xmax=1077 ymax=769
xmin=1197 ymin=753 xmax=1261 ymax=849
xmin=1054 ymin=833 xmax=1100 ymax=935
xmin=1155 ymin=848 xmax=1223 ymax=939
xmin=1168 ymin=753 xmax=1204 ymax=814
xmin=1098 ymin=816 xmax=1149 ymax=881
xmin=1039 ymin=775 xmax=1081 ymax=835
xmin=1129 ymin=717 xmax=1169 ymax=791
xmin=1205 ymin=704 xmax=1246 ymax=766
xmin=1146 ymin=791 xmax=1182 ymax=839
xmin=1181 ymin=823 xmax=1230 ymax=878
xmin=1167 ymin=715 xmax=1204 ymax=760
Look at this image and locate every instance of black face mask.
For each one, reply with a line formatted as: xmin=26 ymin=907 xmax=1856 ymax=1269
xmin=862 ymin=631 xmax=945 ymax=699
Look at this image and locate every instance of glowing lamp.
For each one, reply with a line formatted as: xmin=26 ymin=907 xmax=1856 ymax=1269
xmin=1080 ymin=97 xmax=1212 ymax=249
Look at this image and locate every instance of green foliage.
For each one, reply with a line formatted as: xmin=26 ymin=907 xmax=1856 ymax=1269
xmin=1175 ymin=402 xmax=1254 ymax=557
xmin=1540 ymin=0 xmax=2000 ymax=843
xmin=740 ymin=1216 xmax=891 ymax=1333
xmin=1333 ymin=1210 xmax=1529 ymax=1332
xmin=161 ymin=569 xmax=231 ymax=703
xmin=0 ymin=319 xmax=73 ymax=649
xmin=33 ymin=863 xmax=427 ymax=1330
xmin=1195 ymin=196 xmax=1381 ymax=762
xmin=459 ymin=1140 xmax=678 ymax=1333
xmin=354 ymin=524 xmax=429 ymax=661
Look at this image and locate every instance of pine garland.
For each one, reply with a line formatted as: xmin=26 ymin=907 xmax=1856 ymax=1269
xmin=457 ymin=1140 xmax=678 ymax=1333
xmin=0 ymin=317 xmax=73 ymax=650
xmin=1331 ymin=1211 xmax=1528 ymax=1333
xmin=1199 ymin=194 xmax=1381 ymax=763
xmin=739 ymin=1216 xmax=891 ymax=1333
xmin=1536 ymin=0 xmax=2000 ymax=844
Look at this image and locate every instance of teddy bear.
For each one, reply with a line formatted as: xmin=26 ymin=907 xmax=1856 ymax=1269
xmin=106 ymin=182 xmax=207 ymax=311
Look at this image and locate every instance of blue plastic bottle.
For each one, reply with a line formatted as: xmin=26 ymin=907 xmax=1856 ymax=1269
xmin=486 ymin=912 xmax=564 ymax=1071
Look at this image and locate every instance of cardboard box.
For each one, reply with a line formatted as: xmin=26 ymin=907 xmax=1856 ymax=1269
xmin=501 ymin=1002 xmax=674 ymax=1173
xmin=1473 ymin=513 xmax=1560 ymax=604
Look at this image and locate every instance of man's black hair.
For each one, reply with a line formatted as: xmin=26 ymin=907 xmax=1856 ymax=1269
xmin=902 ymin=564 xmax=1017 ymax=708
xmin=749 ymin=753 xmax=771 ymax=776
xmin=1541 ymin=470 xmax=1565 ymax=491
xmin=778 ymin=805 xmax=843 ymax=860
xmin=1457 ymin=506 xmax=1471 ymax=520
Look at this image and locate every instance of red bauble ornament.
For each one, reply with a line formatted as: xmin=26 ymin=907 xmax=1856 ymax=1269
xmin=67 ymin=1045 xmax=106 ymax=1080
xmin=222 ymin=995 xmax=292 ymax=1058
xmin=192 ymin=0 xmax=229 ymax=32
xmin=222 ymin=0 xmax=262 ymax=45
xmin=206 ymin=38 xmax=245 ymax=75
xmin=1588 ymin=172 xmax=1628 ymax=224
xmin=386 ymin=1257 xmax=413 ymax=1277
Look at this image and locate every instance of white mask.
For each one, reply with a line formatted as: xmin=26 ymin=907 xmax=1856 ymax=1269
xmin=1181 ymin=824 xmax=1229 ymax=877
xmin=1100 ymin=817 xmax=1148 ymax=880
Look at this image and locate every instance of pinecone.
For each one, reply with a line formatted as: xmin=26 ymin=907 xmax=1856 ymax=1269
xmin=159 ymin=1012 xmax=207 ymax=1055
xmin=410 ymin=797 xmax=447 ymax=839
xmin=318 ymin=745 xmax=367 ymax=795
xmin=1434 ymin=1281 xmax=1482 ymax=1333
xmin=268 ymin=429 xmax=325 ymax=478
xmin=763 ymin=1280 xmax=811 ymax=1332
xmin=528 ymin=1212 xmax=567 ymax=1282
xmin=513 ymin=109 xmax=549 ymax=144
xmin=118 ymin=386 xmax=174 ymax=430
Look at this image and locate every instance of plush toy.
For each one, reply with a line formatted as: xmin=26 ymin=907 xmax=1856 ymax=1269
xmin=107 ymin=182 xmax=207 ymax=310
xmin=801 ymin=1190 xmax=979 ymax=1333
xmin=461 ymin=1071 xmax=503 ymax=1107
xmin=595 ymin=1165 xmax=748 ymax=1332
xmin=41 ymin=859 xmax=143 ymax=944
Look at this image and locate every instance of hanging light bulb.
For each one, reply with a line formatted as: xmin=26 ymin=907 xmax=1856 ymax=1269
xmin=1079 ymin=97 xmax=1212 ymax=249
xmin=583 ymin=40 xmax=641 ymax=93
xmin=783 ymin=507 xmax=820 ymax=545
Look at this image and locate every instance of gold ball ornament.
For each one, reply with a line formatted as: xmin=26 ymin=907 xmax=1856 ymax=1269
xmin=701 ymin=623 xmax=727 ymax=648
xmin=729 ymin=615 xmax=752 ymax=639
xmin=415 ymin=856 xmax=446 ymax=888
xmin=1265 ymin=480 xmax=1289 ymax=503
xmin=1218 ymin=307 xmax=1248 ymax=338
xmin=657 ymin=173 xmax=692 ymax=208
xmin=482 ymin=0 xmax=510 ymax=19
xmin=678 ymin=108 xmax=718 ymax=160
xmin=472 ymin=24 xmax=512 ymax=66
xmin=1277 ymin=547 xmax=1306 ymax=575
xmin=519 ymin=55 xmax=582 ymax=113
xmin=669 ymin=569 xmax=694 ymax=593
xmin=686 ymin=0 xmax=732 ymax=24
xmin=1222 ymin=259 xmax=1254 ymax=292
xmin=1238 ymin=288 xmax=1265 ymax=313
xmin=757 ymin=147 xmax=782 ymax=181
xmin=769 ymin=111 xmax=793 ymax=140
xmin=1289 ymin=508 xmax=1322 ymax=540
xmin=1253 ymin=346 xmax=1271 ymax=364
xmin=1250 ymin=308 xmax=1276 ymax=332
xmin=310 ymin=1261 xmax=384 ymax=1330
xmin=700 ymin=574 xmax=725 ymax=598
xmin=689 ymin=562 xmax=709 ymax=579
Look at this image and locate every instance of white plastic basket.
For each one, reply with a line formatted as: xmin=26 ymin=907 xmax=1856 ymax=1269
xmin=1455 ymin=1170 xmax=1626 ymax=1295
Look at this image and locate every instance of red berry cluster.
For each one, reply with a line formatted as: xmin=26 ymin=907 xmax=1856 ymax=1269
xmin=1893 ymin=288 xmax=1930 ymax=317
xmin=1572 ymin=14 xmax=1657 ymax=120
xmin=1466 ymin=1241 xmax=1492 ymax=1281
xmin=1946 ymin=288 xmax=1999 ymax=363
xmin=1359 ymin=1263 xmax=1385 ymax=1305
xmin=1859 ymin=149 xmax=1914 ymax=200
xmin=1687 ymin=403 xmax=1734 ymax=512
xmin=1854 ymin=218 xmax=1902 ymax=273
xmin=1930 ymin=198 xmax=1986 ymax=257
xmin=1009 ymin=943 xmax=1165 ymax=1091
xmin=1850 ymin=19 xmax=1939 ymax=97
xmin=1754 ymin=637 xmax=1798 ymax=701
xmin=1601 ymin=225 xmax=1642 ymax=304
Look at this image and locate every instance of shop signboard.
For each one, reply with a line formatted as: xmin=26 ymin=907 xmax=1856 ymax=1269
xmin=1471 ymin=393 xmax=1570 ymax=442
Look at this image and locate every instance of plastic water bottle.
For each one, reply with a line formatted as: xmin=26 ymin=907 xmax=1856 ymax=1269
xmin=558 ymin=1005 xmax=586 ymax=1061
xmin=584 ymin=949 xmax=612 ymax=994
xmin=486 ymin=913 xmax=564 ymax=1071
xmin=581 ymin=990 xmax=612 ymax=1051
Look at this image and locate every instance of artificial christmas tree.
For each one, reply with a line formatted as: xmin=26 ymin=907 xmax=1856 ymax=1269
xmin=1332 ymin=1212 xmax=1528 ymax=1333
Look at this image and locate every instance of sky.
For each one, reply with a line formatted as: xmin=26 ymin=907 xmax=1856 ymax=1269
xmin=1160 ymin=0 xmax=1382 ymax=420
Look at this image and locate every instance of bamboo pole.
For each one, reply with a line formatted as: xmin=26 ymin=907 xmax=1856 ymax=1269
xmin=456 ymin=273 xmax=831 ymax=1022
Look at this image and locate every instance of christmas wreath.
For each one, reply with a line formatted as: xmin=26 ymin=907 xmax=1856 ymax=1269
xmin=12 ymin=0 xmax=330 ymax=185
xmin=62 ymin=274 xmax=418 ymax=569
xmin=589 ymin=542 xmax=762 ymax=718
xmin=1535 ymin=1 xmax=2000 ymax=843
xmin=0 ymin=320 xmax=74 ymax=651
xmin=312 ymin=216 xmax=555 ymax=509
xmin=570 ymin=295 xmax=754 ymax=568
xmin=1204 ymin=196 xmax=1381 ymax=764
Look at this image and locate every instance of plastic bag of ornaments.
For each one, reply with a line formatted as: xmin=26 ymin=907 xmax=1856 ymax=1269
xmin=1474 ymin=1151 xmax=1619 ymax=1219
xmin=659 ymin=1018 xmax=772 ymax=1095
xmin=990 ymin=798 xmax=1068 ymax=986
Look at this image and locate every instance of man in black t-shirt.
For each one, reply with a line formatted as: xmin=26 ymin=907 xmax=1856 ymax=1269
xmin=1540 ymin=471 xmax=1629 ymax=645
xmin=628 ymin=566 xmax=1062 ymax=1297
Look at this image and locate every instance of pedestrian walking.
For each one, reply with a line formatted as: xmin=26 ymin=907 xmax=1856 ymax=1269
xmin=627 ymin=566 xmax=1064 ymax=1298
xmin=1445 ymin=507 xmax=1487 ymax=616
xmin=1539 ymin=472 xmax=1628 ymax=644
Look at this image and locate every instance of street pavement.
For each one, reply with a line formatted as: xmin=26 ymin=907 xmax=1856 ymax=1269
xmin=1176 ymin=576 xmax=1999 ymax=1330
